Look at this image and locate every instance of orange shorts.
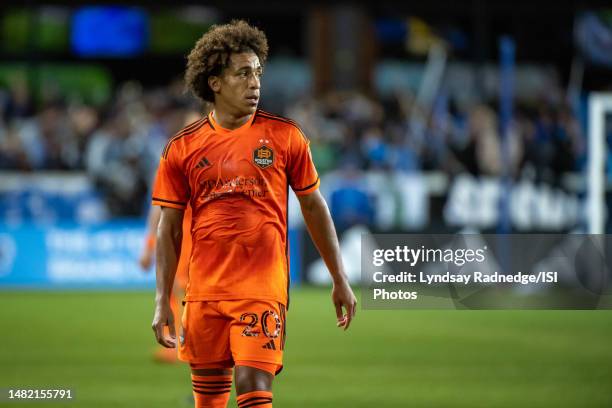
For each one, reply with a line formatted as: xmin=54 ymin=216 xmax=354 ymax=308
xmin=179 ymin=300 xmax=286 ymax=375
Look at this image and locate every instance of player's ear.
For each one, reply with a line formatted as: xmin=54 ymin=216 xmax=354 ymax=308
xmin=208 ymin=76 xmax=221 ymax=93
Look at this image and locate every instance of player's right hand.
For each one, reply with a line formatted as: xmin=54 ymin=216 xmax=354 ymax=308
xmin=152 ymin=301 xmax=176 ymax=348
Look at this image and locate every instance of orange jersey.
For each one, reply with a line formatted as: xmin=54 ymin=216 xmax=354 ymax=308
xmin=152 ymin=110 xmax=320 ymax=306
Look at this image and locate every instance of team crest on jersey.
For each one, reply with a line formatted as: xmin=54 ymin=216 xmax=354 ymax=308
xmin=253 ymin=145 xmax=274 ymax=169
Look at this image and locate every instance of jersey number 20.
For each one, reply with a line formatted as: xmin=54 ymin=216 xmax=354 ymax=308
xmin=240 ymin=311 xmax=281 ymax=338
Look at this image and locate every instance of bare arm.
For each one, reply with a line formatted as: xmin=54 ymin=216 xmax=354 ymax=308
xmin=139 ymin=205 xmax=162 ymax=270
xmin=297 ymin=190 xmax=357 ymax=330
xmin=151 ymin=206 xmax=184 ymax=347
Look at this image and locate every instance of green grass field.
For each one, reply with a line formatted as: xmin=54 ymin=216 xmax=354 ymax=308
xmin=1 ymin=287 xmax=611 ymax=407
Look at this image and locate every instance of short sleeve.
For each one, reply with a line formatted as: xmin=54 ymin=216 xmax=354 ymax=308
xmin=287 ymin=126 xmax=320 ymax=196
xmin=152 ymin=142 xmax=189 ymax=210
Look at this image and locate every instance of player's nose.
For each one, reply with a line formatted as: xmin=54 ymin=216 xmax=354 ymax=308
xmin=248 ymin=73 xmax=260 ymax=89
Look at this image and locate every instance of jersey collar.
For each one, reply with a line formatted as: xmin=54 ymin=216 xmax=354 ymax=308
xmin=208 ymin=110 xmax=255 ymax=134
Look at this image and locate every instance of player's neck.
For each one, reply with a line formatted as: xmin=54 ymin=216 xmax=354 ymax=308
xmin=211 ymin=108 xmax=252 ymax=130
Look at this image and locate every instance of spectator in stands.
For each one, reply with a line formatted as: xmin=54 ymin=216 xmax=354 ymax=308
xmin=0 ymin=125 xmax=29 ymax=170
xmin=67 ymin=104 xmax=100 ymax=169
xmin=85 ymin=108 xmax=148 ymax=216
xmin=16 ymin=101 xmax=80 ymax=170
xmin=522 ymin=102 xmax=579 ymax=186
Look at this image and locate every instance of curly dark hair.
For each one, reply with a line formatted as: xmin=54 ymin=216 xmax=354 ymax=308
xmin=185 ymin=20 xmax=269 ymax=103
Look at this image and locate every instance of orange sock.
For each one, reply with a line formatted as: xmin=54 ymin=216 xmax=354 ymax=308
xmin=236 ymin=391 xmax=273 ymax=408
xmin=191 ymin=374 xmax=232 ymax=408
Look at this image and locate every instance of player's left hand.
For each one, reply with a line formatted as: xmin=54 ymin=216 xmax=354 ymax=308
xmin=332 ymin=280 xmax=357 ymax=331
xmin=138 ymin=249 xmax=154 ymax=271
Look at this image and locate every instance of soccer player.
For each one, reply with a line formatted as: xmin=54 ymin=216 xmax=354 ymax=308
xmin=151 ymin=20 xmax=356 ymax=408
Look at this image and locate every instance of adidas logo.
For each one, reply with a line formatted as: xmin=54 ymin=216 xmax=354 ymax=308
xmin=262 ymin=340 xmax=276 ymax=350
xmin=195 ymin=157 xmax=211 ymax=169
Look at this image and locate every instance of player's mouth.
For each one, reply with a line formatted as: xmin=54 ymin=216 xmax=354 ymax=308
xmin=245 ymin=95 xmax=259 ymax=106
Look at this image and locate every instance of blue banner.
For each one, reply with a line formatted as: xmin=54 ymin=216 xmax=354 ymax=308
xmin=0 ymin=220 xmax=302 ymax=289
xmin=0 ymin=220 xmax=153 ymax=289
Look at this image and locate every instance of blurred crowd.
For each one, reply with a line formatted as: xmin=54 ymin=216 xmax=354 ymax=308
xmin=0 ymin=80 xmax=201 ymax=215
xmin=0 ymin=77 xmax=585 ymax=216
xmin=289 ymin=90 xmax=585 ymax=184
